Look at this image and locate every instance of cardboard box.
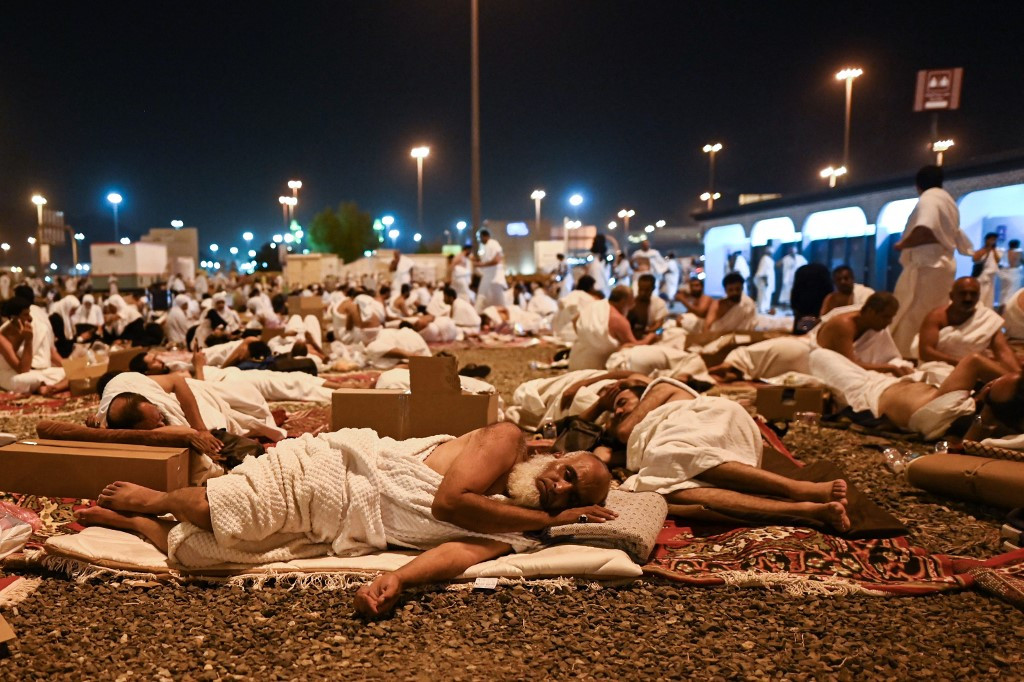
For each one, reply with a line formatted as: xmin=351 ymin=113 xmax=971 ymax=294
xmin=331 ymin=356 xmax=498 ymax=439
xmin=62 ymin=356 xmax=109 ymax=397
xmin=755 ymin=385 xmax=827 ymax=421
xmin=107 ymin=347 xmax=147 ymax=373
xmin=287 ymin=295 xmax=325 ymax=316
xmin=0 ymin=439 xmax=190 ymax=500
xmin=0 ymin=615 xmax=14 ymax=645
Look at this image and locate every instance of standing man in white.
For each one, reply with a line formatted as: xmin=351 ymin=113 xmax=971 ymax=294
xmin=473 ymin=229 xmax=508 ymax=312
xmin=777 ymin=245 xmax=807 ymax=308
xmin=890 ymin=165 xmax=974 ymax=358
xmin=753 ymin=245 xmax=776 ymax=314
xmin=389 ymin=250 xmax=415 ymax=288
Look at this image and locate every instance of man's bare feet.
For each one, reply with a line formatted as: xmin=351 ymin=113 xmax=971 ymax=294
xmin=815 ymin=501 xmax=851 ymax=533
xmin=98 ymin=481 xmax=165 ymax=514
xmin=794 ymin=479 xmax=848 ymax=506
xmin=76 ymin=505 xmax=139 ymax=531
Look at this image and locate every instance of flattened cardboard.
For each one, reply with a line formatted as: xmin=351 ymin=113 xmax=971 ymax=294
xmin=332 ymin=357 xmax=498 ymax=439
xmin=755 ymin=385 xmax=827 ymax=421
xmin=287 ymin=296 xmax=325 ymax=316
xmin=107 ymin=348 xmax=147 ymax=373
xmin=0 ymin=615 xmax=14 ymax=644
xmin=62 ymin=356 xmax=109 ymax=397
xmin=906 ymin=454 xmax=1024 ymax=510
xmin=0 ymin=439 xmax=190 ymax=500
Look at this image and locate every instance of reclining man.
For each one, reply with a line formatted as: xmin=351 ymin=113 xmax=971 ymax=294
xmin=810 ymin=348 xmax=1023 ymax=440
xmin=707 ymin=292 xmax=908 ymax=382
xmin=76 ymin=422 xmax=614 ymax=618
xmin=578 ymin=380 xmax=852 ymax=531
xmin=915 ymin=276 xmax=1019 ymax=383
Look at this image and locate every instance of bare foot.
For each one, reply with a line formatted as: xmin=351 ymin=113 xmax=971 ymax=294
xmin=98 ymin=481 xmax=165 ymax=514
xmin=38 ymin=385 xmax=54 ymax=396
xmin=795 ymin=479 xmax=849 ymax=506
xmin=76 ymin=506 xmax=140 ymax=531
xmin=814 ymin=501 xmax=851 ymax=533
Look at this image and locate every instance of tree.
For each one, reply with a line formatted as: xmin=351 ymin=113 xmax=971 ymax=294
xmin=307 ymin=202 xmax=376 ymax=263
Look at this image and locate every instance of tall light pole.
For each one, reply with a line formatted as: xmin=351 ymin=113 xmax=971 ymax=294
xmin=71 ymin=232 xmax=84 ymax=269
xmin=410 ymin=146 xmax=430 ymax=232
xmin=31 ymin=195 xmax=47 ymax=269
xmin=702 ymin=143 xmax=723 ymax=209
xmin=836 ymin=67 xmax=863 ymax=178
xmin=470 ymin=0 xmax=481 ymax=239
xmin=531 ymin=190 xmax=546 ymax=236
xmin=617 ymin=209 xmax=635 ymax=241
xmin=288 ymin=180 xmax=302 ymax=226
xmin=819 ymin=165 xmax=847 ymax=188
xmin=278 ymin=196 xmax=296 ymax=229
xmin=107 ymin=193 xmax=123 ymax=242
xmin=932 ymin=139 xmax=954 ymax=166
xmin=0 ymin=243 xmax=9 ymax=265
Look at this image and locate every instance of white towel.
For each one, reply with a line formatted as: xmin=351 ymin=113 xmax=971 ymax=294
xmin=505 ymin=370 xmax=609 ymax=431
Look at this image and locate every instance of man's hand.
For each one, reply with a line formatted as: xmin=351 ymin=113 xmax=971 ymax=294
xmin=354 ymin=573 xmax=404 ymax=618
xmin=192 ymin=351 xmax=206 ymax=368
xmin=886 ymin=365 xmax=914 ymax=377
xmin=552 ymin=504 xmax=619 ymax=526
xmin=560 ymin=382 xmax=585 ymax=410
xmin=188 ymin=429 xmax=223 ymax=458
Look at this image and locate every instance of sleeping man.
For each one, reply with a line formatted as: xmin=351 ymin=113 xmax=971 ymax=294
xmin=75 ymin=422 xmax=613 ymax=618
xmin=579 ymin=379 xmax=852 ymax=532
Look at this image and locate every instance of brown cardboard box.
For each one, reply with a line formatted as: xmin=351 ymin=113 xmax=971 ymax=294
xmin=331 ymin=356 xmax=498 ymax=439
xmin=62 ymin=356 xmax=109 ymax=397
xmin=755 ymin=385 xmax=827 ymax=421
xmin=107 ymin=347 xmax=147 ymax=373
xmin=0 ymin=615 xmax=15 ymax=644
xmin=0 ymin=439 xmax=190 ymax=499
xmin=906 ymin=454 xmax=1024 ymax=510
xmin=287 ymin=295 xmax=325 ymax=316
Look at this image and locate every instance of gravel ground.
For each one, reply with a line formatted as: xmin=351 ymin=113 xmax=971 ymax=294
xmin=1 ymin=344 xmax=1023 ymax=680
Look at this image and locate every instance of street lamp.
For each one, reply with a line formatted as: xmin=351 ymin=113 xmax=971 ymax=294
xmin=531 ymin=189 xmax=546 ymax=236
xmin=644 ymin=225 xmax=655 ymax=234
xmin=242 ymin=231 xmax=253 ymax=244
xmin=272 ymin=234 xmax=283 ymax=244
xmin=71 ymin=232 xmax=84 ymax=269
xmin=171 ymin=219 xmax=184 ymax=229
xmin=617 ymin=209 xmax=635 ymax=240
xmin=702 ymin=143 xmax=723 ymax=209
xmin=229 ymin=246 xmax=238 ymax=255
xmin=388 ymin=228 xmax=400 ymax=247
xmin=410 ymin=147 xmax=430 ymax=231
xmin=107 ymin=193 xmax=123 ymax=241
xmin=819 ymin=166 xmax=847 ymax=188
xmin=119 ymin=237 xmax=131 ymax=245
xmin=31 ymin=195 xmax=47 ymax=268
xmin=278 ymin=196 xmax=296 ymax=229
xmin=655 ymin=220 xmax=666 ymax=229
xmin=700 ymin=192 xmax=721 ymax=204
xmin=456 ymin=220 xmax=467 ymax=233
xmin=836 ymin=68 xmax=863 ymax=177
xmin=932 ymin=139 xmax=954 ymax=166
xmin=413 ymin=233 xmax=422 ymax=243
xmin=209 ymin=243 xmax=219 ymax=253
xmin=607 ymin=221 xmax=617 ymax=230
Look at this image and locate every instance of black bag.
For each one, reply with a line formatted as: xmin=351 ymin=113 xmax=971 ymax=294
xmin=210 ymin=428 xmax=265 ymax=469
xmin=269 ymin=356 xmax=319 ymax=375
xmin=552 ymin=417 xmax=604 ymax=453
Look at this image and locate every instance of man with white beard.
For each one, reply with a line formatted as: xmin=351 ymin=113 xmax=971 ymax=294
xmin=77 ymin=423 xmax=613 ymax=618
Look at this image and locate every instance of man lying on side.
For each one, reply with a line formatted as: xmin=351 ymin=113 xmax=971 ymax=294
xmin=76 ymin=423 xmax=613 ymax=618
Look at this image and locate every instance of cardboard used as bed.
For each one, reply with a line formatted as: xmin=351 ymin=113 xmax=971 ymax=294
xmin=42 ymin=528 xmax=643 ymax=581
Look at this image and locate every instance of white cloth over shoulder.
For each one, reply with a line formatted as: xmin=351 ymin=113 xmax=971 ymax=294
xmin=568 ymin=300 xmax=619 ymax=370
xmin=708 ymin=296 xmax=757 ymax=334
xmin=167 ymin=430 xmax=537 ymax=567
xmin=911 ymin=306 xmax=1004 ymax=360
xmin=621 ymin=381 xmax=762 ymax=495
xmin=1005 ymin=289 xmax=1024 ymax=340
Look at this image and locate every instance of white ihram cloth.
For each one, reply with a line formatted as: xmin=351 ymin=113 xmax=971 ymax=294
xmin=98 ymin=372 xmax=286 ymax=440
xmin=418 ymin=316 xmax=461 ymax=343
xmin=505 ymin=370 xmax=611 ymax=432
xmin=708 ymin=296 xmax=757 ymax=334
xmin=807 ymin=304 xmax=908 ymax=367
xmin=1005 ymin=289 xmax=1024 ymax=340
xmin=621 ymin=379 xmax=762 ymax=494
xmin=167 ymin=430 xmax=537 ymax=568
xmin=850 ymin=283 xmax=875 ymax=306
xmin=0 ymin=340 xmax=65 ymax=394
xmin=606 ymin=345 xmax=709 ymax=380
xmin=482 ymin=305 xmax=544 ymax=335
xmin=72 ymin=296 xmax=104 ymax=328
xmin=778 ymin=253 xmax=807 ymax=305
xmin=910 ymin=306 xmax=1004 ymax=361
xmin=164 ymin=297 xmax=192 ymax=346
xmin=526 ymin=289 xmax=559 ymax=319
xmin=28 ymin=305 xmax=56 ymax=369
xmin=977 ymin=249 xmax=1000 ymax=309
xmin=890 ymin=188 xmax=973 ymax=356
xmin=722 ymin=336 xmax=813 ymax=380
xmin=365 ymin=328 xmax=431 ymax=369
xmin=268 ymin=315 xmax=323 ymax=356
xmin=450 ymin=297 xmax=482 ymax=333
xmin=808 ymin=348 xmax=975 ymax=440
xmin=392 ymin=255 xmax=415 ymax=287
xmin=553 ymin=290 xmax=597 ymax=343
xmin=202 ymin=365 xmax=333 ymax=404
xmin=754 ymin=255 xmax=775 ymax=314
xmin=476 ymin=239 xmax=508 ymax=311
xmin=426 ymin=290 xmax=449 ymax=317
xmin=568 ymin=300 xmax=620 ymax=371
xmin=201 ymin=338 xmax=244 ymax=367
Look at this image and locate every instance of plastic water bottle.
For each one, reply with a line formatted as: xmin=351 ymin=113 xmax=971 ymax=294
xmin=882 ymin=448 xmax=907 ymax=475
xmin=933 ymin=441 xmax=949 ymax=454
xmin=541 ymin=422 xmax=558 ymax=440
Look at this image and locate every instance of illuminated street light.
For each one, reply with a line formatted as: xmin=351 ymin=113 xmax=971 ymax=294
xmin=413 ymin=233 xmax=422 ymax=243
xmin=617 ymin=209 xmax=635 ymax=239
xmin=0 ymin=243 xmax=9 ymax=263
xmin=107 ymin=192 xmax=123 ymax=242
xmin=272 ymin=234 xmax=283 ymax=243
xmin=410 ymin=147 xmax=431 ymax=230
xmin=284 ymin=233 xmax=294 ymax=244
xmin=644 ymin=225 xmax=655 ymax=234
xmin=655 ymin=220 xmax=666 ymax=228
xmin=288 ymin=180 xmax=302 ymax=191
xmin=27 ymin=237 xmax=37 ymax=245
xmin=171 ymin=219 xmax=184 ymax=229
xmin=607 ymin=221 xmax=617 ymax=230
xmin=932 ymin=139 xmax=955 ymax=166
xmin=120 ymin=237 xmax=131 ymax=245
xmin=700 ymin=192 xmax=722 ymax=202
xmin=530 ymin=190 xmax=546 ymax=236
xmin=209 ymin=244 xmax=219 ymax=253
xmin=569 ymin=194 xmax=583 ymax=207
xmin=248 ymin=249 xmax=256 ymax=258
xmin=31 ymin=195 xmax=47 ymax=268
xmin=388 ymin=228 xmax=400 ymax=247
xmin=229 ymin=246 xmax=238 ymax=255
xmin=456 ymin=220 xmax=467 ymax=232
xmin=835 ymin=67 xmax=863 ymax=177
xmin=702 ymin=143 xmax=723 ymax=209
xmin=382 ymin=215 xmax=395 ymax=228
xmin=819 ymin=166 xmax=848 ymax=188
xmin=242 ymin=231 xmax=253 ymax=243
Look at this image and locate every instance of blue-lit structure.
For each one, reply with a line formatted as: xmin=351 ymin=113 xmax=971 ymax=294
xmin=695 ymin=156 xmax=1024 ymax=297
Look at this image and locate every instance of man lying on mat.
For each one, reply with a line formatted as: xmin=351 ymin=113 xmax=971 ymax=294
xmin=75 ymin=422 xmax=613 ymax=618
xmin=578 ymin=380 xmax=852 ymax=532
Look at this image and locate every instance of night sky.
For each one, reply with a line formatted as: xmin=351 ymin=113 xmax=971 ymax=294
xmin=2 ymin=1 xmax=1022 ymax=263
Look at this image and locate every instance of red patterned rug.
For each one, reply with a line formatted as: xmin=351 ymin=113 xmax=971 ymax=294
xmin=645 ymin=519 xmax=1024 ymax=600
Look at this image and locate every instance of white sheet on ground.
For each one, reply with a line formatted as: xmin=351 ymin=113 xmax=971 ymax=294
xmin=505 ymin=369 xmax=610 ymax=431
xmin=202 ymin=365 xmax=333 ymax=403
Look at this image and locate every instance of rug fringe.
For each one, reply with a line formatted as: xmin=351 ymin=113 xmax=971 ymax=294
xmin=717 ymin=569 xmax=888 ymax=597
xmin=0 ymin=576 xmax=41 ymax=608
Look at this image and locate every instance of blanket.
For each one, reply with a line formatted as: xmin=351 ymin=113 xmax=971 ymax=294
xmin=568 ymin=300 xmax=619 ymax=370
xmin=505 ymin=370 xmax=611 ymax=431
xmin=606 ymin=345 xmax=710 ymax=379
xmin=168 ymin=430 xmax=537 ymax=568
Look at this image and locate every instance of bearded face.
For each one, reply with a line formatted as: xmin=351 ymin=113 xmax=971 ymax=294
xmin=505 ymin=455 xmax=557 ymax=509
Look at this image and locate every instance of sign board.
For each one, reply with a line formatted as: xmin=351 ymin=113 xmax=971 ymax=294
xmin=913 ymin=68 xmax=964 ymax=111
xmin=41 ymin=208 xmax=67 ymax=246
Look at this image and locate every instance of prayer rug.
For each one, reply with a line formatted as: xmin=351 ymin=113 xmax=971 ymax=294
xmin=279 ymin=405 xmax=332 ymax=438
xmin=644 ymin=520 xmax=1024 ymax=603
xmin=318 ymin=370 xmax=380 ymax=389
xmin=0 ymin=575 xmax=41 ymax=607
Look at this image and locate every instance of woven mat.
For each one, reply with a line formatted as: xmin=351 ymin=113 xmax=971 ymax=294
xmin=962 ymin=440 xmax=1024 ymax=464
